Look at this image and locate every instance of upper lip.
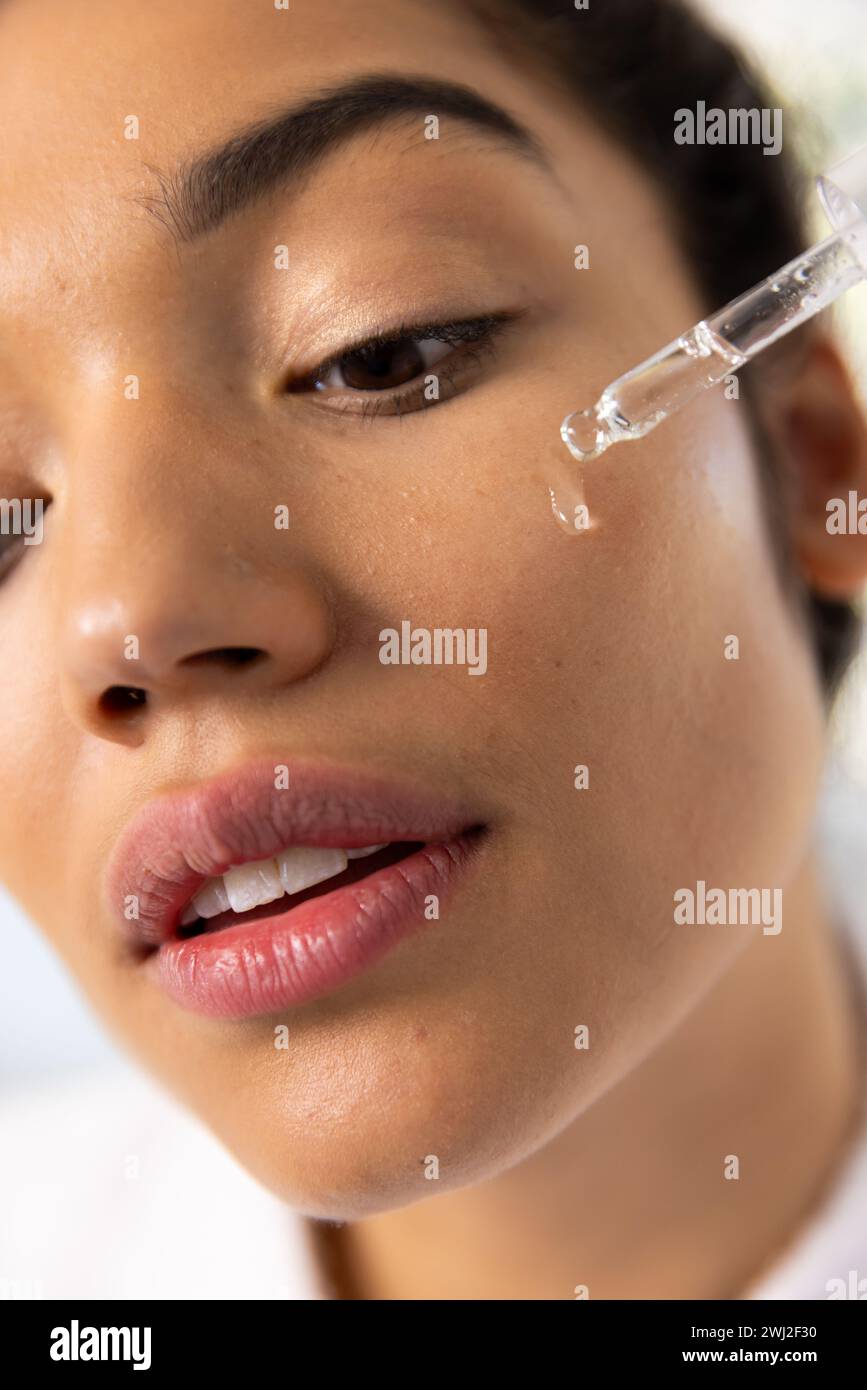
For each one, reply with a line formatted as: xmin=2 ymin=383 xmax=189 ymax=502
xmin=106 ymin=758 xmax=480 ymax=952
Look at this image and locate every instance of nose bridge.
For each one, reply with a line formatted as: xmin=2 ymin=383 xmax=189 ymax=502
xmin=55 ymin=385 xmax=334 ymax=733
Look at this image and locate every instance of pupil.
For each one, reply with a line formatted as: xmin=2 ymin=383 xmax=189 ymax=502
xmin=341 ymin=339 xmax=424 ymax=391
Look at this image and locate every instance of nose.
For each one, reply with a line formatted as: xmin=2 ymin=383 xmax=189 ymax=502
xmin=56 ymin=405 xmax=334 ymax=742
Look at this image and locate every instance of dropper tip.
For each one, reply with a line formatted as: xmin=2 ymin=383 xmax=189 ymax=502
xmin=561 ymin=408 xmax=608 ymax=463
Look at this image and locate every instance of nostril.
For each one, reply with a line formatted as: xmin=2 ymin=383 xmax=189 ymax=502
xmin=99 ymin=686 xmax=148 ymax=718
xmin=95 ymin=650 xmax=266 ymax=718
xmin=180 ymin=647 xmax=266 ymax=670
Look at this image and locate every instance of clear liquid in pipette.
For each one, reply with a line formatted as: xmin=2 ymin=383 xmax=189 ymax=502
xmin=551 ymin=231 xmax=864 ymax=530
xmin=548 ymin=325 xmax=745 ymax=531
xmin=561 ymin=322 xmax=747 ymax=464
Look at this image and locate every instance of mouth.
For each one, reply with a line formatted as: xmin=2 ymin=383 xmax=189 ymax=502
xmin=176 ymin=840 xmax=423 ymax=935
xmin=106 ymin=759 xmax=486 ymax=1019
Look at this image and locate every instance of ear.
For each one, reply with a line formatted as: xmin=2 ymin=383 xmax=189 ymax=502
xmin=769 ymin=336 xmax=867 ymax=600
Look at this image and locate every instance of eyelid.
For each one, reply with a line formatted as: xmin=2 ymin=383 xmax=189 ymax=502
xmin=323 ymin=343 xmax=499 ymax=423
xmin=284 ymin=310 xmax=525 ymax=393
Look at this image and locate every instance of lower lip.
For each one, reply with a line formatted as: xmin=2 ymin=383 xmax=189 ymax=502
xmin=149 ymin=837 xmax=476 ymax=1019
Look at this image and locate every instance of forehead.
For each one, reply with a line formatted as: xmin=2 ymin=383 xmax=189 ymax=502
xmin=0 ymin=0 xmax=528 ymax=231
xmin=0 ymin=0 xmax=571 ymax=326
xmin=0 ymin=0 xmax=681 ymax=378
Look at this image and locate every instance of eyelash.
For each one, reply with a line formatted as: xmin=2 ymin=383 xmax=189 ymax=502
xmin=285 ymin=311 xmax=523 ymax=420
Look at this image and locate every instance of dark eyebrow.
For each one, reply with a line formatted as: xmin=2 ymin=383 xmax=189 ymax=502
xmin=137 ymin=72 xmax=552 ymax=243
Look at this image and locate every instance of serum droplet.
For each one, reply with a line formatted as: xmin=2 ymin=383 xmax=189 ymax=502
xmin=548 ymin=472 xmax=591 ymax=535
xmin=561 ymin=407 xmax=607 ymax=462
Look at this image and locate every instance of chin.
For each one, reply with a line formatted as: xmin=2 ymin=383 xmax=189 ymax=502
xmin=206 ymin=1021 xmax=600 ymax=1221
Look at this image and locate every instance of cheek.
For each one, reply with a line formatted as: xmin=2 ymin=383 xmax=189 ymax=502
xmin=363 ymin=358 xmax=823 ymax=828
xmin=302 ymin=356 xmax=823 ymax=1054
xmin=346 ymin=376 xmax=827 ymax=1112
xmin=0 ymin=599 xmax=72 ymax=934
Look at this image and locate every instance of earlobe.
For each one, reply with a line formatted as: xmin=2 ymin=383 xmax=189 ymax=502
xmin=779 ymin=337 xmax=867 ymax=600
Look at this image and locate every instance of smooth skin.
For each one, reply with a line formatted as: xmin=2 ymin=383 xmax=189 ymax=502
xmin=2 ymin=0 xmax=867 ymax=1299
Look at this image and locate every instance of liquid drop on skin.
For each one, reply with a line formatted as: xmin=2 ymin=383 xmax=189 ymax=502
xmin=548 ymin=472 xmax=590 ymax=535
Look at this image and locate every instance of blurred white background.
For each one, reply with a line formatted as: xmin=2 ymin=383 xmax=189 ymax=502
xmin=2 ymin=0 xmax=867 ymax=1091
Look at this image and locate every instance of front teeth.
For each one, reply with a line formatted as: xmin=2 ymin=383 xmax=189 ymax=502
xmin=225 ymin=859 xmax=283 ymax=914
xmin=184 ymin=843 xmax=389 ymax=924
xmin=188 ymin=877 xmax=230 ymax=920
xmin=277 ymin=846 xmax=347 ymax=895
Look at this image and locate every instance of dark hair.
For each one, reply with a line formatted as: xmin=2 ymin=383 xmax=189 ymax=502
xmin=465 ymin=0 xmax=860 ymax=695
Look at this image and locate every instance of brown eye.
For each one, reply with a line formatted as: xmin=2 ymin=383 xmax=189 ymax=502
xmin=317 ymin=336 xmax=451 ymax=393
xmin=285 ymin=312 xmax=522 ymax=418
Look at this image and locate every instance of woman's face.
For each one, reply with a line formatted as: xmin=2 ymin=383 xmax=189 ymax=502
xmin=0 ymin=0 xmax=827 ymax=1217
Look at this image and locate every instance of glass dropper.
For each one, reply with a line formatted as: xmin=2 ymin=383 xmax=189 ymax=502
xmin=561 ymin=145 xmax=867 ymax=464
